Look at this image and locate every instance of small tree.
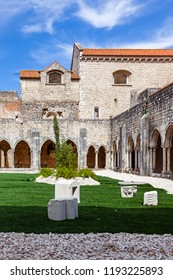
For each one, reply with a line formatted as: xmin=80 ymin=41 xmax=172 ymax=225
xmin=53 ymin=115 xmax=60 ymax=163
xmin=53 ymin=116 xmax=77 ymax=178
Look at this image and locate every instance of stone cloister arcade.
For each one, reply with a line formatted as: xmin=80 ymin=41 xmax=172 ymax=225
xmin=0 ymin=138 xmax=107 ymax=170
xmin=111 ymin=123 xmax=173 ymax=177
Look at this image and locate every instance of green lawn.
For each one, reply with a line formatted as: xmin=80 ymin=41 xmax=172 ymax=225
xmin=0 ymin=173 xmax=173 ymax=234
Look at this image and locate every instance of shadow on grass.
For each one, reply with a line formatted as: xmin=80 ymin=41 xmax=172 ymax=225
xmin=0 ymin=205 xmax=173 ymax=235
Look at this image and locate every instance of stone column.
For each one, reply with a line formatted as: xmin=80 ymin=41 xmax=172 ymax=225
xmin=120 ymin=123 xmax=126 ymax=171
xmin=162 ymin=147 xmax=167 ymax=174
xmin=11 ymin=149 xmax=14 ymax=168
xmin=135 ymin=150 xmax=138 ymax=170
xmin=117 ymin=152 xmax=120 ymax=168
xmin=167 ymin=147 xmax=171 ymax=172
xmin=79 ymin=128 xmax=87 ymax=169
xmin=31 ymin=130 xmax=40 ymax=170
xmin=128 ymin=151 xmax=132 ymax=169
xmin=152 ymin=148 xmax=156 ymax=171
xmin=140 ymin=113 xmax=149 ymax=175
xmin=95 ymin=151 xmax=98 ymax=169
xmin=105 ymin=151 xmax=110 ymax=169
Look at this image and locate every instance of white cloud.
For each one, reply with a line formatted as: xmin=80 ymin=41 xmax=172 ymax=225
xmin=75 ymin=0 xmax=145 ymax=28
xmin=0 ymin=0 xmax=75 ymax=33
xmin=0 ymin=0 xmax=30 ymax=24
xmin=114 ymin=17 xmax=173 ymax=49
xmin=30 ymin=43 xmax=73 ymax=67
xmin=0 ymin=0 xmax=147 ymax=33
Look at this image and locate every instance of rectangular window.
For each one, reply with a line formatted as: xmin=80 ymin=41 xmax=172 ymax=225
xmin=94 ymin=107 xmax=99 ymax=119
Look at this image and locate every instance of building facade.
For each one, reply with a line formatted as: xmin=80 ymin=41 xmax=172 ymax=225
xmin=0 ymin=43 xmax=173 ymax=178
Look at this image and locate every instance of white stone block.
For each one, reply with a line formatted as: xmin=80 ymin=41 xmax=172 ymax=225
xmin=48 ymin=199 xmax=66 ymax=221
xmin=65 ymin=198 xmax=78 ymax=219
xmin=121 ymin=186 xmax=137 ymax=197
xmin=143 ymin=191 xmax=158 ymax=206
xmin=55 ymin=178 xmax=80 ymax=203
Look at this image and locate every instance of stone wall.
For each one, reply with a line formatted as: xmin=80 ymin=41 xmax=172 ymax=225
xmin=111 ymin=83 xmax=173 ymax=176
xmin=79 ymin=59 xmax=173 ymax=119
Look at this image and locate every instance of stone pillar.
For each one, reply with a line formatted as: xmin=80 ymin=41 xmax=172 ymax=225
xmin=149 ymin=148 xmax=153 ymax=174
xmin=120 ymin=123 xmax=126 ymax=171
xmin=105 ymin=151 xmax=110 ymax=169
xmin=117 ymin=152 xmax=120 ymax=168
xmin=79 ymin=128 xmax=87 ymax=169
xmin=152 ymin=148 xmax=156 ymax=171
xmin=135 ymin=150 xmax=138 ymax=170
xmin=1 ymin=151 xmax=5 ymax=167
xmin=167 ymin=147 xmax=171 ymax=172
xmin=11 ymin=150 xmax=14 ymax=168
xmin=95 ymin=151 xmax=98 ymax=169
xmin=162 ymin=147 xmax=167 ymax=173
xmin=140 ymin=113 xmax=149 ymax=175
xmin=31 ymin=130 xmax=40 ymax=170
xmin=129 ymin=151 xmax=132 ymax=169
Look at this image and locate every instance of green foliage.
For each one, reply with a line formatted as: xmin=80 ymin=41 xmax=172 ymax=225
xmin=78 ymin=168 xmax=97 ymax=180
xmin=38 ymin=167 xmax=54 ymax=178
xmin=53 ymin=116 xmax=77 ymax=178
xmin=56 ymin=141 xmax=77 ymax=170
xmin=56 ymin=166 xmax=78 ymax=179
xmin=53 ymin=115 xmax=60 ymax=162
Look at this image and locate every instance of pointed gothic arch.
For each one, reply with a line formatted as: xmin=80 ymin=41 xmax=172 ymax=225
xmin=0 ymin=140 xmax=12 ymax=168
xmin=165 ymin=124 xmax=173 ymax=173
xmin=151 ymin=129 xmax=163 ymax=173
xmin=87 ymin=145 xmax=96 ymax=168
xmin=14 ymin=140 xmax=31 ymax=168
xmin=127 ymin=136 xmax=135 ymax=170
xmin=41 ymin=140 xmax=56 ymax=168
xmin=98 ymin=146 xmax=106 ymax=168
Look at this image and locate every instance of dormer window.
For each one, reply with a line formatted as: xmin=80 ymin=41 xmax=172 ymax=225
xmin=113 ymin=70 xmax=131 ymax=85
xmin=48 ymin=71 xmax=62 ymax=84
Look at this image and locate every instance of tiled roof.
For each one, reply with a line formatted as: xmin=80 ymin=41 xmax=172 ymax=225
xmin=82 ymin=49 xmax=173 ymax=57
xmin=71 ymin=71 xmax=79 ymax=80
xmin=20 ymin=70 xmax=79 ymax=80
xmin=20 ymin=70 xmax=40 ymax=79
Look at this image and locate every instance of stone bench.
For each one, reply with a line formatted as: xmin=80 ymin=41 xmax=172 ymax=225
xmin=48 ymin=197 xmax=78 ymax=221
xmin=118 ymin=181 xmax=146 ymax=186
xmin=143 ymin=191 xmax=158 ymax=206
xmin=120 ymin=185 xmax=137 ymax=197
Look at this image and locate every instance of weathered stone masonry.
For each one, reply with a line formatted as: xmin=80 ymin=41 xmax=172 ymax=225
xmin=1 ymin=43 xmax=173 ymax=178
xmin=111 ymin=83 xmax=173 ymax=177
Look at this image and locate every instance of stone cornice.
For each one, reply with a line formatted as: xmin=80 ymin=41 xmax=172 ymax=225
xmin=80 ymin=57 xmax=173 ymax=63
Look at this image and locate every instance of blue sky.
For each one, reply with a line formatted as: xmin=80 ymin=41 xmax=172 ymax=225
xmin=1 ymin=0 xmax=173 ymax=95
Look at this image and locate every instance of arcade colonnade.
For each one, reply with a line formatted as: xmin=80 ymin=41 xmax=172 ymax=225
xmin=0 ymin=139 xmax=108 ymax=170
xmin=1 ymin=123 xmax=173 ymax=176
xmin=111 ymin=123 xmax=173 ymax=176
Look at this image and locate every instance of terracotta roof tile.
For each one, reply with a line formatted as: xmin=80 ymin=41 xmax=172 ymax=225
xmin=20 ymin=70 xmax=80 ymax=80
xmin=20 ymin=70 xmax=40 ymax=79
xmin=71 ymin=71 xmax=79 ymax=80
xmin=82 ymin=49 xmax=173 ymax=57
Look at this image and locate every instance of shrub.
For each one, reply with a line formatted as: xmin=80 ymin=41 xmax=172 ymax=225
xmin=78 ymin=168 xmax=97 ymax=180
xmin=56 ymin=166 xmax=77 ymax=179
xmin=56 ymin=141 xmax=77 ymax=170
xmin=38 ymin=167 xmax=54 ymax=178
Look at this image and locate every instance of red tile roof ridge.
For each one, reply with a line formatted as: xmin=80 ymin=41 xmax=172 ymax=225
xmin=82 ymin=48 xmax=173 ymax=57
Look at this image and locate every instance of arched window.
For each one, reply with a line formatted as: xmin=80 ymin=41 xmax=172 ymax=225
xmin=48 ymin=71 xmax=62 ymax=84
xmin=113 ymin=70 xmax=131 ymax=85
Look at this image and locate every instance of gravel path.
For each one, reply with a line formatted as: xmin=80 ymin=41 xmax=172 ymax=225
xmin=95 ymin=169 xmax=173 ymax=194
xmin=1 ymin=170 xmax=173 ymax=260
xmin=0 ymin=232 xmax=173 ymax=260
